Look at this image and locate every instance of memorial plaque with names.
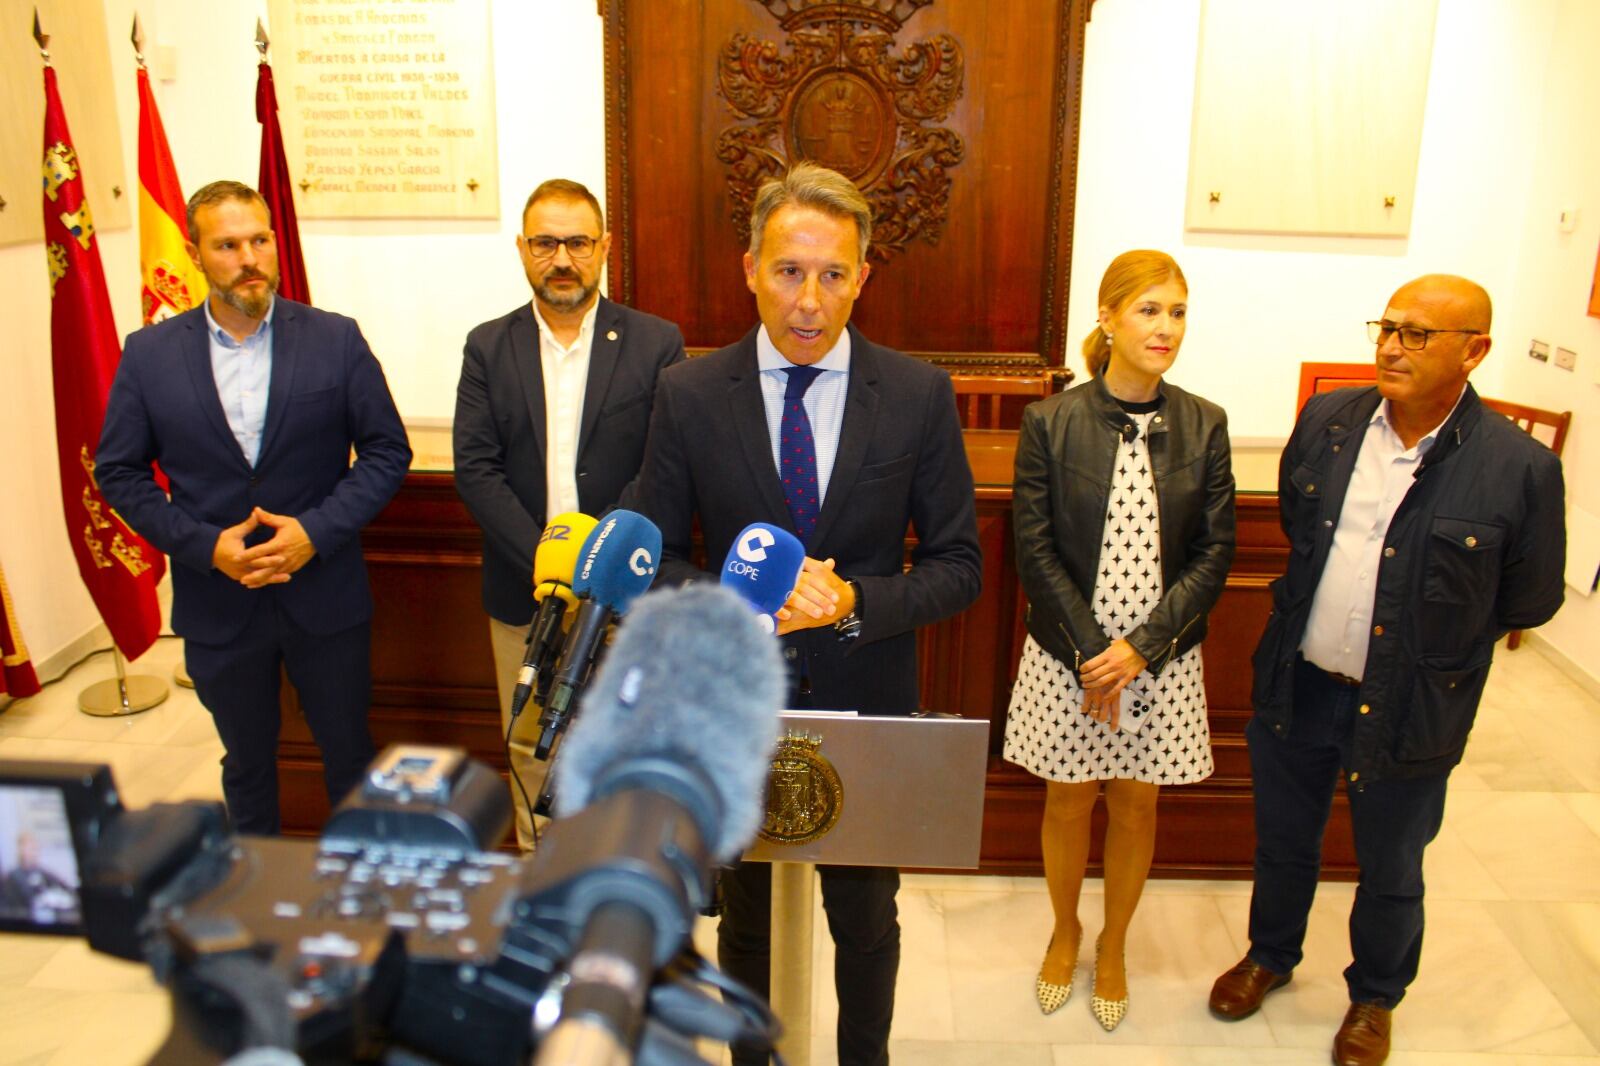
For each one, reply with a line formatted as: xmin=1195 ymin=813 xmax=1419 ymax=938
xmin=265 ymin=0 xmax=498 ymax=219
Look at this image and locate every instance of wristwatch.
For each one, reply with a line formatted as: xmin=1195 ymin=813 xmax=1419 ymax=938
xmin=834 ymin=580 xmax=863 ymax=643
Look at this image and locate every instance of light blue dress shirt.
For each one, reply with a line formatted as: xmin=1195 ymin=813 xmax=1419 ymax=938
xmin=756 ymin=325 xmax=850 ymax=503
xmin=204 ymin=297 xmax=275 ymax=467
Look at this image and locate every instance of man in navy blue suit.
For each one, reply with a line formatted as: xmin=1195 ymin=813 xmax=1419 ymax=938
xmin=627 ymin=163 xmax=981 ymax=1066
xmin=97 ymin=180 xmax=411 ymax=835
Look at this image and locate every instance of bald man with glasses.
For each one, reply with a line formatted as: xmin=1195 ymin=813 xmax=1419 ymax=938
xmin=1209 ymin=275 xmax=1566 ymax=1065
xmin=453 ymin=178 xmax=684 ymax=850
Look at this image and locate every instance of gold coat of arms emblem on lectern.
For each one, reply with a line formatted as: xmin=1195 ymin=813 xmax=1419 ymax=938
xmin=759 ymin=732 xmax=844 ymax=844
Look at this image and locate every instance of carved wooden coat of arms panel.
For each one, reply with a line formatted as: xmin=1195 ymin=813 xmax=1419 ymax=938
xmin=605 ymin=0 xmax=1092 ymax=370
xmin=715 ymin=0 xmax=964 ymax=263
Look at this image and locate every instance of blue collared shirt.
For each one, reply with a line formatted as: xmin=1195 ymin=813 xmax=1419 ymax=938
xmin=204 ymin=297 xmax=275 ymax=467
xmin=756 ymin=325 xmax=850 ymax=503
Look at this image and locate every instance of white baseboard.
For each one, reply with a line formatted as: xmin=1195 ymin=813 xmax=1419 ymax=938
xmin=35 ymin=623 xmax=113 ymax=684
xmin=0 ymin=623 xmax=111 ymax=712
xmin=1525 ymin=632 xmax=1600 ymax=701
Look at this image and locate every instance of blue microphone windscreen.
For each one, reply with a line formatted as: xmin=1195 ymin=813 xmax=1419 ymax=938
xmin=573 ymin=510 xmax=663 ymax=611
xmin=719 ymin=522 xmax=805 ymax=617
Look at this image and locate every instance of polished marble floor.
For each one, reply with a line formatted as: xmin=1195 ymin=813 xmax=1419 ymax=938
xmin=1 ymin=635 xmax=1597 ymax=1065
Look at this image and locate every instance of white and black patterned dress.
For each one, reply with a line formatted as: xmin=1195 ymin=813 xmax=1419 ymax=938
xmin=1003 ymin=408 xmax=1214 ymax=785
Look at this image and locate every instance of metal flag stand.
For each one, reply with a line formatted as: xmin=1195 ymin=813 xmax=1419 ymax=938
xmin=78 ymin=647 xmax=169 ymax=717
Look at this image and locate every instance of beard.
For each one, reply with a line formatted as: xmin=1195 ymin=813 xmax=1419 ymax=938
xmin=534 ymin=266 xmax=599 ymax=312
xmin=216 ymin=267 xmax=280 ymax=319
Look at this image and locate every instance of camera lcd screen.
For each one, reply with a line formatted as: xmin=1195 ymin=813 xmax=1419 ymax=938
xmin=0 ymin=783 xmax=84 ymax=934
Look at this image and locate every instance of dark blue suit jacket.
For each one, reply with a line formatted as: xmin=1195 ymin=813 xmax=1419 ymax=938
xmin=96 ymin=299 xmax=411 ymax=645
xmin=453 ymin=297 xmax=685 ymax=625
xmin=626 ymin=325 xmax=982 ymax=716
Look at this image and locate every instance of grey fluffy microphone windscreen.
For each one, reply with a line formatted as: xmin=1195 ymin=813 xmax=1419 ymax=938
xmin=551 ymin=583 xmax=785 ymax=861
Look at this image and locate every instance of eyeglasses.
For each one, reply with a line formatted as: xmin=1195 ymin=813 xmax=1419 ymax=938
xmin=522 ymin=234 xmax=599 ymax=260
xmin=1367 ymin=320 xmax=1483 ymax=351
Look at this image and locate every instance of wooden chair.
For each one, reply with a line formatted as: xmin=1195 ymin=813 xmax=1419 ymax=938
xmin=1296 ymin=361 xmax=1375 ymax=416
xmin=1294 ymin=362 xmax=1572 ymax=650
xmin=1479 ymin=397 xmax=1572 ymax=455
xmin=950 ymin=373 xmax=1054 ymax=429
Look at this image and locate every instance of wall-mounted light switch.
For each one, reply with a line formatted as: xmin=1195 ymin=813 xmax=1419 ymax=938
xmin=1530 ymin=339 xmax=1550 ymax=362
xmin=1554 ymin=347 xmax=1577 ymax=372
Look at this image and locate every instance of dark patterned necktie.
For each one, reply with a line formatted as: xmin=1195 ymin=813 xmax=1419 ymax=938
xmin=780 ymin=365 xmax=824 ymax=544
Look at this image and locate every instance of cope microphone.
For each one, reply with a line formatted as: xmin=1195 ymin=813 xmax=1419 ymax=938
xmin=535 ymin=510 xmax=662 ymax=760
xmin=718 ymin=522 xmax=806 ymax=633
xmin=524 ymin=585 xmax=783 ymax=1063
xmin=509 ymin=512 xmax=599 ymax=723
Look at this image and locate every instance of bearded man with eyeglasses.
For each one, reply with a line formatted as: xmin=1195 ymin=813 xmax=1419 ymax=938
xmin=452 ymin=179 xmax=685 ymax=850
xmin=1208 ymin=274 xmax=1566 ymax=1066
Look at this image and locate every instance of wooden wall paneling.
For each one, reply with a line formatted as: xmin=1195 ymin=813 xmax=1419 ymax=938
xmin=281 ymin=469 xmax=1359 ymax=879
xmin=278 ymin=473 xmax=501 ymax=833
xmin=970 ymin=493 xmax=1357 ymax=880
xmin=604 ymin=0 xmax=1093 ymax=374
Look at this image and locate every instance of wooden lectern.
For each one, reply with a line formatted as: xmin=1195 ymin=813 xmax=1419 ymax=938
xmin=742 ymin=711 xmax=989 ymax=1064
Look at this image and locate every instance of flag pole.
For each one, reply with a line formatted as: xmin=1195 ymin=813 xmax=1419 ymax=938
xmin=33 ymin=6 xmax=49 ymax=64
xmin=129 ymin=10 xmax=195 ymax=693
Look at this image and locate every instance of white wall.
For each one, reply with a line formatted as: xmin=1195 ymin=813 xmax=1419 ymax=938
xmin=1065 ymin=0 xmax=1558 ymax=430
xmin=3 ymin=0 xmax=1596 ymax=683
xmin=1492 ymin=0 xmax=1600 ymax=681
xmin=1067 ymin=0 xmax=1599 ymax=682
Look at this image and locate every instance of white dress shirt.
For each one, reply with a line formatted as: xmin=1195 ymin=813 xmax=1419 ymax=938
xmin=1300 ymin=390 xmax=1464 ymax=679
xmin=204 ymin=296 xmax=275 ymax=467
xmin=535 ymin=300 xmax=599 ymax=520
xmin=755 ymin=325 xmax=850 ymax=503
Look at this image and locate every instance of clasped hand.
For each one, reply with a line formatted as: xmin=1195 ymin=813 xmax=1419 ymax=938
xmin=774 ymin=556 xmax=855 ymax=636
xmin=211 ymin=507 xmax=316 ymax=589
xmin=1078 ymin=638 xmax=1147 ymax=730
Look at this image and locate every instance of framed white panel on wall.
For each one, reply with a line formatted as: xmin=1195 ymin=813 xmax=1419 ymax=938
xmin=0 ymin=0 xmax=131 ymax=248
xmin=1186 ymin=0 xmax=1438 ymax=238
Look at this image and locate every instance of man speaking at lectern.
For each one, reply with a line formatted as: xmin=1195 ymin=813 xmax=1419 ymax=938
xmin=97 ymin=180 xmax=411 ymax=836
xmin=453 ymin=178 xmax=684 ymax=850
xmin=626 ymin=162 xmax=982 ymax=1066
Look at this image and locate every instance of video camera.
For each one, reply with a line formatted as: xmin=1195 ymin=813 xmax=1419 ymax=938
xmin=0 ymin=743 xmax=779 ymax=1066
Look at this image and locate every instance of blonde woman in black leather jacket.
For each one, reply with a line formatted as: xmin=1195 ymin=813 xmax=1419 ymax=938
xmin=1005 ymin=250 xmax=1235 ymax=1030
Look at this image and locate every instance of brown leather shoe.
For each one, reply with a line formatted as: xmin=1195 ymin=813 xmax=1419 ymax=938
xmin=1333 ymin=1002 xmax=1392 ymax=1066
xmin=1208 ymin=956 xmax=1292 ymax=1020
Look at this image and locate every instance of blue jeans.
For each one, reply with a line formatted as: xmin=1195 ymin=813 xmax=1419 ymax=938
xmin=1245 ymin=657 xmax=1449 ymax=1007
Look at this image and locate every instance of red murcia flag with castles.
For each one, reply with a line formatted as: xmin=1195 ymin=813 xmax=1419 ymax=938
xmin=41 ymin=65 xmax=165 ymax=660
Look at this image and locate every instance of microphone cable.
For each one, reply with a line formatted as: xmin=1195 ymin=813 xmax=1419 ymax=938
xmin=505 ymin=707 xmax=541 ymax=850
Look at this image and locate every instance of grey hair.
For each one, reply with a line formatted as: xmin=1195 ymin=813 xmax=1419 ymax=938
xmin=748 ymin=162 xmax=872 ymax=265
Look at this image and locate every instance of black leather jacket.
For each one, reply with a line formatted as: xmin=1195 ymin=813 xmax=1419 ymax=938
xmin=1252 ymin=385 xmax=1566 ymax=781
xmin=1014 ymin=376 xmax=1236 ymax=678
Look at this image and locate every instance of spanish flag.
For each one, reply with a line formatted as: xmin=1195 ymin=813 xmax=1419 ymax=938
xmin=136 ymin=65 xmax=205 ymax=323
